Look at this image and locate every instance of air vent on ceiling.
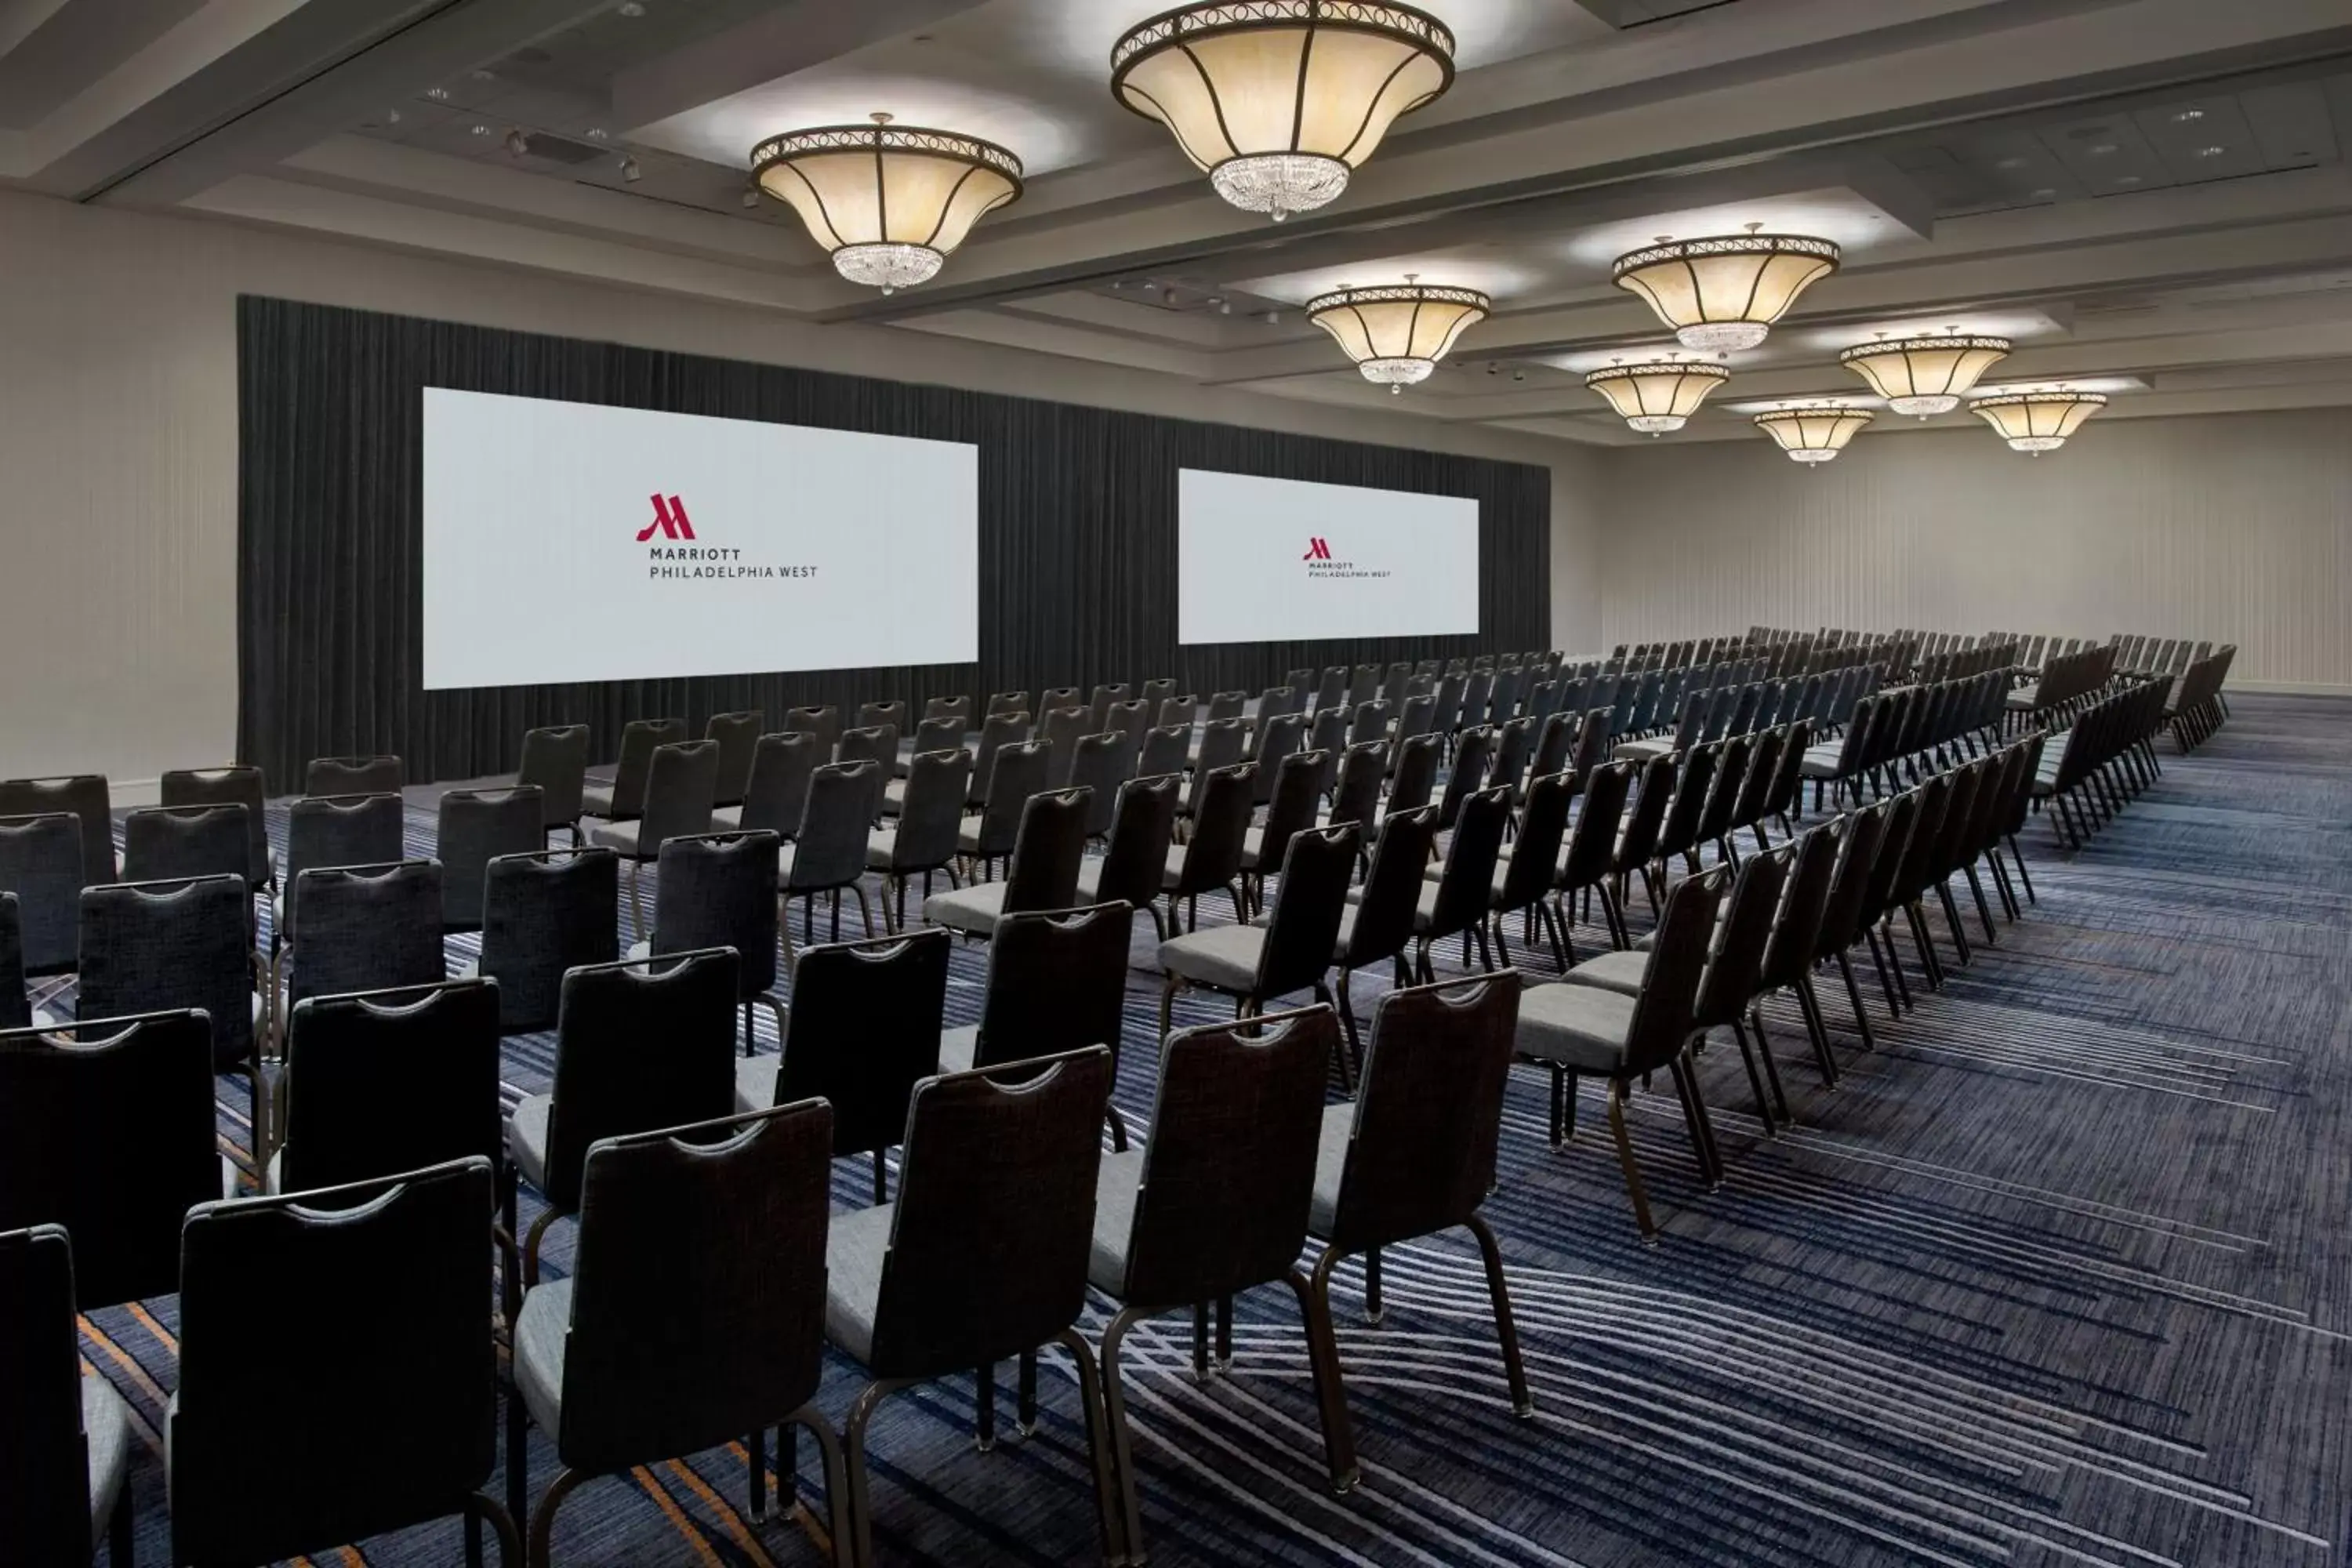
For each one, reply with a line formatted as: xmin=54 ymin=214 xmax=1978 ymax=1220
xmin=1572 ymin=0 xmax=1745 ymax=27
xmin=521 ymin=132 xmax=605 ymax=165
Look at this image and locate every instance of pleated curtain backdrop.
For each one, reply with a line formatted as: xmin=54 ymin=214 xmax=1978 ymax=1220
xmin=236 ymin=296 xmax=1551 ymax=788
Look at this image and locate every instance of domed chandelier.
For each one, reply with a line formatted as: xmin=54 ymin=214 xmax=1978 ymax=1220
xmin=1111 ymin=2 xmax=1456 ymax=222
xmin=752 ymin=113 xmax=1023 ymax=294
xmin=1839 ymin=328 xmax=2012 ymax=417
xmin=1305 ymin=274 xmax=1490 ymax=391
xmin=1969 ymin=386 xmax=2107 ymax=454
xmin=1613 ymin=222 xmax=1841 ymax=352
xmin=1583 ymin=355 xmax=1730 ymax=434
xmin=1754 ymin=401 xmax=1874 ymax=464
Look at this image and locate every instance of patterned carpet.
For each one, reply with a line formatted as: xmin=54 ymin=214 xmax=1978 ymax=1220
xmin=70 ymin=691 xmax=2352 ymax=1566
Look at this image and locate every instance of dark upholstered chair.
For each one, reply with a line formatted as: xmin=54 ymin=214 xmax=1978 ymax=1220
xmin=736 ymin=929 xmax=948 ymax=1204
xmin=278 ymin=861 xmax=445 ymax=1029
xmin=857 ymin=699 xmax=908 ymax=735
xmin=516 ymin=1102 xmax=848 ymax=1561
xmin=516 ymin=724 xmax=590 ymax=844
xmin=0 ymin=776 xmax=114 ymax=887
xmin=1091 ymin=1006 xmax=1352 ymax=1550
xmin=122 ymin=803 xmax=256 ymax=887
xmin=509 ymin=948 xmax=741 ymax=1281
xmin=162 ymin=766 xmax=271 ymax=887
xmin=590 ymin=739 xmax=720 ymax=936
xmin=940 ymin=902 xmax=1134 ymax=1146
xmin=1073 ymin=774 xmax=1182 ymax=940
xmin=1138 ymin=723 xmax=1191 ymax=782
xmin=825 ymin=1047 xmax=1121 ymax=1566
xmin=783 ymin=705 xmax=841 ymax=753
xmin=836 ymin=723 xmax=898 ymax=777
xmin=0 ymin=1224 xmax=136 ymax=1563
xmin=169 ymin=1157 xmax=518 ymax=1566
xmin=0 ymin=1008 xmax=219 ymax=1308
xmin=633 ymin=830 xmax=784 ymax=1053
xmin=1240 ymin=749 xmax=1327 ymax=919
xmin=1167 ymin=761 xmax=1254 ymax=934
xmin=965 ymin=712 xmax=1033 ymax=811
xmin=720 ymin=730 xmax=822 ymax=836
xmin=76 ymin=873 xmax=260 ymax=1075
xmin=705 ymin=709 xmax=764 ymax=808
xmin=475 ymin=848 xmax=621 ymax=1034
xmin=582 ymin=717 xmax=685 ymax=822
xmin=1 ymin=813 xmax=87 ymax=978
xmin=925 ymin=786 xmax=1090 ymax=940
xmin=1067 ymin=732 xmax=1133 ymax=839
xmin=274 ymin=793 xmax=405 ymax=948
xmin=1387 ymin=731 xmax=1443 ymax=813
xmin=1156 ymin=824 xmax=1358 ymax=1040
xmin=304 ymin=754 xmax=402 ymax=797
xmin=0 ymin=892 xmax=31 ymax=1030
xmin=866 ymin=746 xmax=973 ymax=930
xmin=957 ymin=738 xmax=1051 ymax=875
xmin=436 ymin=786 xmax=545 ymax=934
xmin=781 ymin=760 xmax=885 ymax=960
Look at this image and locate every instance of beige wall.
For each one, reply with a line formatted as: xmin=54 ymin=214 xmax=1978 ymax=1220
xmin=1592 ymin=409 xmax=2352 ymax=691
xmin=0 ymin=190 xmax=1577 ymax=793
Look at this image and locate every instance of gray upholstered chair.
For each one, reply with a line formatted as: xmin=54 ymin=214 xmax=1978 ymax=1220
xmin=77 ymin=874 xmax=260 ymax=1081
xmin=1154 ymin=694 xmax=1196 ymax=730
xmin=957 ymin=738 xmax=1051 ymax=877
xmin=927 ymin=786 xmax=1089 ymax=939
xmin=1067 ymin=731 xmax=1134 ymax=840
xmin=1156 ymin=823 xmax=1357 ymax=1040
xmin=589 ymin=739 xmax=720 ymax=937
xmin=1138 ymin=723 xmax=1191 ymax=782
xmin=1183 ymin=715 xmax=1246 ymax=785
xmin=435 ymin=785 xmax=544 ymax=934
xmin=703 ymin=710 xmax=765 ymax=808
xmin=0 ymin=1224 xmax=136 ymax=1565
xmin=1073 ymin=775 xmax=1181 ymax=940
xmin=856 ymin=699 xmax=907 ymax=735
xmin=1204 ymin=690 xmax=1248 ymax=725
xmin=516 ymin=724 xmax=590 ymax=845
xmin=780 ymin=760 xmax=885 ymax=959
xmin=1313 ymin=666 xmax=1349 ymax=713
xmin=275 ymin=860 xmax=446 ymax=1048
xmin=1488 ymin=770 xmax=1577 ymax=970
xmin=1090 ymin=1006 xmax=1352 ymax=1552
xmin=1248 ymin=712 xmax=1305 ymax=808
xmin=122 ymin=803 xmax=254 ymax=887
xmin=1240 ymin=748 xmax=1328 ymax=919
xmin=782 ymin=704 xmax=840 ymax=753
xmin=162 ymin=765 xmax=272 ymax=887
xmin=510 ymin=948 xmax=741 ymax=1280
xmin=475 ymin=847 xmax=621 ymax=1034
xmin=1387 ymin=731 xmax=1443 ymax=813
xmin=1163 ymin=761 xmax=1254 ymax=933
xmin=1320 ymin=740 xmax=1389 ymax=833
xmin=720 ymin=729 xmax=821 ymax=835
xmin=0 ymin=776 xmax=113 ymax=888
xmin=1347 ymin=700 xmax=1390 ymax=751
xmin=1748 ymin=820 xmax=1847 ymax=1090
xmin=305 ymin=754 xmax=402 ymax=798
xmin=1399 ymin=784 xmax=1512 ymax=978
xmin=633 ymin=831 xmax=785 ymax=1053
xmin=1138 ymin=678 xmax=1178 ymax=713
xmin=169 ymin=1157 xmax=519 ymax=1566
xmin=824 ymin=1047 xmax=1121 ymax=1567
xmin=0 ymin=814 xmax=85 ymax=982
xmin=516 ymin=1102 xmax=848 ymax=1559
xmin=888 ymin=716 xmax=967 ymax=799
xmin=925 ymin=693 xmax=973 ymax=727
xmin=1323 ymin=804 xmax=1443 ymax=1077
xmin=867 ymin=746 xmax=974 ymax=930
xmin=1087 ymin=683 xmax=1130 ymax=731
xmin=988 ymin=690 xmax=1032 ymax=717
xmin=582 ymin=718 xmax=685 ymax=824
xmin=274 ymin=792 xmax=406 ymax=950
xmin=735 ymin=929 xmax=947 ymax=1203
xmin=938 ymin=902 xmax=1133 ymax=1134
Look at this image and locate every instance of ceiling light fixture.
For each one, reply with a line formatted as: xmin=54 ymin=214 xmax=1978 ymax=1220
xmin=1754 ymin=401 xmax=1873 ymax=464
xmin=1305 ymin=273 xmax=1490 ymax=393
xmin=1968 ymin=386 xmax=2107 ymax=454
xmin=1584 ymin=355 xmax=1730 ymax=435
xmin=1838 ymin=328 xmax=2012 ymax=418
xmin=1611 ymin=222 xmax=1842 ymax=353
xmin=751 ymin=112 xmax=1023 ymax=295
xmin=1110 ymin=2 xmax=1454 ymax=222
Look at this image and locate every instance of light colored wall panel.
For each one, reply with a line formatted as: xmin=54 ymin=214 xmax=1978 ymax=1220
xmin=1595 ymin=412 xmax=2352 ymax=688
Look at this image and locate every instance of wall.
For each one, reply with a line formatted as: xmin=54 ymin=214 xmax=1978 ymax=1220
xmin=1594 ymin=410 xmax=2352 ymax=690
xmin=0 ymin=190 xmax=1584 ymax=793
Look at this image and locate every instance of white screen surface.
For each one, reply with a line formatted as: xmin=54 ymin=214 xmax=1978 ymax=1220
xmin=421 ymin=389 xmax=978 ymax=689
xmin=1177 ymin=469 xmax=1479 ymax=646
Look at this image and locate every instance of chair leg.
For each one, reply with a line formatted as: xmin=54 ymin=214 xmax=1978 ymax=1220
xmin=1363 ymin=1247 xmax=1384 ymax=1326
xmin=1334 ymin=974 xmax=1363 ymax=1093
xmin=1098 ymin=1308 xmax=1154 ymax=1561
xmin=1791 ymin=975 xmax=1842 ymax=1085
xmin=2006 ymin=833 xmax=2036 ymax=902
xmin=844 ymin=1379 xmax=913 ymax=1568
xmin=1053 ymin=1328 xmax=1131 ymax=1568
xmin=975 ymin=1363 xmax=996 ymax=1451
xmin=1464 ymin=1214 xmax=1535 ymax=1418
xmin=526 ymin=1466 xmax=588 ymax=1568
xmin=1730 ymin=1014 xmax=1785 ymax=1130
xmin=852 ymin=881 xmax=876 ymax=938
xmin=1605 ymin=1076 xmax=1659 ymax=1243
xmin=1287 ymin=1262 xmax=1363 ymax=1494
xmin=1667 ymin=1053 xmax=1723 ymax=1188
xmin=786 ymin=1405 xmax=856 ymax=1568
xmin=1158 ymin=972 xmax=1182 ymax=1043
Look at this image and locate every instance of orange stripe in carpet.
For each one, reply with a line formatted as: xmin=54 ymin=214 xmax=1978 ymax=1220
xmin=76 ymin=1334 xmax=165 ymax=1454
xmin=726 ymin=1438 xmax=832 ymax=1559
xmin=666 ymin=1459 xmax=775 ymax=1567
xmin=632 ymin=1465 xmax=726 ymax=1568
xmin=126 ymin=1300 xmax=179 ymax=1353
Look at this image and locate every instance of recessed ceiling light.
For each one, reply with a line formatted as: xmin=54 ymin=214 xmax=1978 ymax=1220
xmin=426 ymin=86 xmax=448 ymax=100
xmin=2172 ymin=108 xmax=2205 ymax=122
xmin=386 ymin=108 xmax=401 ymax=125
xmin=584 ymin=127 xmax=608 ymax=140
xmin=2116 ymin=174 xmax=2142 ymax=186
xmin=2194 ymin=145 xmax=2226 ymax=158
xmin=1994 ymin=155 xmax=2028 ymax=169
xmin=2087 ymin=143 xmax=2118 ymax=156
xmin=616 ymin=1 xmax=645 ymax=15
xmin=470 ymin=123 xmax=490 ymax=136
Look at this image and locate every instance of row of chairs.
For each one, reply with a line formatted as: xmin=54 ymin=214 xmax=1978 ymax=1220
xmin=2164 ymin=645 xmax=2236 ymax=750
xmin=2028 ymin=678 xmax=2172 ymax=848
xmin=1798 ymin=671 xmax=2013 ymax=807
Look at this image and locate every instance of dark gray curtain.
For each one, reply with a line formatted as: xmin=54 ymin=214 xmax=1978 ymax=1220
xmin=237 ymin=296 xmax=1552 ymax=788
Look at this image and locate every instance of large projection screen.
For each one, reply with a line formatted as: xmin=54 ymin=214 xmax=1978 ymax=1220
xmin=1177 ymin=469 xmax=1479 ymax=646
xmin=421 ymin=389 xmax=978 ymax=689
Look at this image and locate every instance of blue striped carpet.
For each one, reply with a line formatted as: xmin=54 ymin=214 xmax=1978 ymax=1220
xmin=70 ymin=691 xmax=2352 ymax=1566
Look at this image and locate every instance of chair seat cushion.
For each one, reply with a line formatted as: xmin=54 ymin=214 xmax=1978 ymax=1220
xmin=1088 ymin=1149 xmax=1144 ymax=1296
xmin=1798 ymin=753 xmax=1847 ymax=779
xmin=580 ymin=783 xmax=616 ymax=818
xmin=1160 ymin=844 xmax=1194 ymax=891
xmin=1158 ymin=924 xmax=1265 ymax=992
xmin=956 ymin=822 xmax=987 ymax=854
xmin=711 ymin=804 xmax=743 ymax=830
xmin=735 ymin=1054 xmax=779 ymax=1114
xmin=881 ymin=779 xmax=908 ymax=815
xmin=1514 ymin=982 xmax=1639 ymax=1072
xmin=588 ymin=820 xmax=644 ymax=857
xmin=2005 ymin=685 xmax=2040 ymax=710
xmin=866 ymin=827 xmax=899 ymax=871
xmin=1306 ymin=1101 xmax=1354 ymax=1239
xmin=509 ymin=1094 xmax=554 ymax=1192
xmin=1613 ymin=739 xmax=1673 ymax=764
xmin=514 ymin=1279 xmax=572 ymax=1443
xmin=825 ymin=1202 xmax=895 ymax=1367
xmin=1560 ymin=948 xmax=1648 ymax=996
xmin=924 ymin=881 xmax=1007 ymax=937
xmin=938 ymin=1023 xmax=978 ymax=1074
xmin=85 ymin=1374 xmax=132 ymax=1545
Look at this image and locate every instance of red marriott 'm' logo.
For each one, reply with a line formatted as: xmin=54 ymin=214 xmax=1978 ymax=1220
xmin=637 ymin=495 xmax=696 ymax=542
xmin=1302 ymin=537 xmax=1333 ymax=561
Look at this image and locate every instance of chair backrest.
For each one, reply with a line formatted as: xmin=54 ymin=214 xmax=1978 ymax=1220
xmin=1173 ymin=763 xmax=1255 ymax=897
xmin=1254 ymin=825 xmax=1358 ymax=1000
xmin=556 ymin=1101 xmax=834 ymax=1473
xmin=654 ymin=832 xmax=782 ymax=998
xmin=1040 ymin=706 xmax=1093 ymax=788
xmin=1341 ymin=806 xmax=1441 ymax=970
xmin=771 ymin=931 xmax=948 ymax=1160
xmin=1622 ymin=867 xmax=1728 ymax=1075
xmin=1250 ymin=713 xmax=1305 ymax=804
xmin=924 ymin=694 xmax=972 ymax=727
xmin=434 ymin=786 xmax=543 ymax=931
xmin=1112 ymin=1007 xmax=1334 ymax=1305
xmin=630 ymin=740 xmax=720 ymax=859
xmin=0 ymin=777 xmax=111 ymax=891
xmin=1758 ymin=821 xmax=1843 ymax=992
xmin=1610 ymin=752 xmax=1679 ymax=874
xmin=909 ymin=715 xmax=967 ymax=766
xmin=1652 ymin=742 xmax=1720 ymax=862
xmin=0 ymin=893 xmax=25 ymax=1030
xmin=542 ymin=949 xmax=741 ymax=1211
xmin=970 ymin=902 xmax=1133 ymax=1072
xmin=1322 ymin=974 xmax=1520 ymax=1251
xmin=787 ymin=760 xmax=884 ymax=893
xmin=0 ymin=1009 xmax=217 ymax=1308
xmin=1185 ymin=720 xmax=1247 ymax=815
xmin=122 ymin=803 xmax=253 ymax=887
xmin=1347 ymin=701 xmax=1390 ymax=750
xmin=1138 ymin=678 xmax=1178 ymax=711
xmin=1309 ymin=706 xmax=1349 ymax=760
xmin=162 ymin=766 xmax=270 ymax=887
xmin=77 ymin=874 xmax=255 ymax=1071
xmin=1457 ymin=670 xmax=1495 ymax=731
xmin=1729 ymin=726 xmax=1784 ymax=829
xmin=1559 ymin=760 xmax=1634 ymax=894
xmin=1312 ymin=666 xmax=1348 ymax=712
xmin=973 ymin=739 xmax=1053 ymax=861
xmin=1428 ymin=786 xmax=1512 ymax=941
xmin=1156 ymin=695 xmax=1197 ymax=729
xmin=1108 ymin=699 xmax=1153 ymax=755
xmin=987 ymin=690 xmax=1030 ymax=718
xmin=1138 ymin=722 xmax=1191 ymax=781
xmin=1000 ymin=787 xmax=1091 ymax=913
xmin=1528 ymin=711 xmax=1576 ymax=782
xmin=517 ymin=724 xmax=590 ymax=828
xmin=1254 ymin=750 xmax=1328 ymax=880
xmin=834 ymin=723 xmax=898 ymax=774
xmin=0 ymin=1223 xmax=96 ymax=1562
xmin=169 ymin=1157 xmax=496 ymax=1567
xmin=1327 ymin=739 xmax=1390 ymax=830
xmin=1066 ymin=732 xmax=1130 ymax=837
xmin=1087 ymin=684 xmax=1131 ymax=729
xmin=857 ymin=699 xmax=908 ymax=733
xmin=304 ymin=754 xmax=402 ymax=798
xmin=1040 ymin=686 xmax=1081 ymax=716
xmin=1388 ymin=731 xmax=1443 ymax=812
xmin=1889 ymin=774 xmax=1954 ymax=899
xmin=288 ymin=860 xmax=445 ymax=1010
xmin=1858 ymin=789 xmax=1922 ymax=927
xmin=1439 ymin=727 xmax=1494 ymax=829
xmin=782 ymin=705 xmax=840 ymax=752
xmin=278 ymin=978 xmax=502 ymax=1194
xmin=284 ymin=792 xmax=406 ymax=891
xmin=1091 ymin=775 xmax=1181 ymax=912
xmin=1486 ymin=716 xmax=1535 ymax=795
xmin=889 ymin=749 xmax=975 ymax=872
xmin=1206 ymin=690 xmax=1248 ymax=724
xmin=1692 ymin=844 xmax=1791 ymax=1029
xmin=866 ymin=1047 xmax=1112 ymax=1377
xmin=1499 ymin=771 xmax=1576 ymax=908
xmin=702 ymin=711 xmax=764 ymax=807
xmin=739 ymin=731 xmax=823 ymax=838
xmin=478 ymin=848 xmax=620 ymax=1033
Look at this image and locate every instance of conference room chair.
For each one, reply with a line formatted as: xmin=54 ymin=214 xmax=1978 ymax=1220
xmin=736 ymin=929 xmax=947 ymax=1203
xmin=1756 ymin=717 xmax=1813 ymax=844
xmin=473 ymin=846 xmax=619 ymax=1034
xmin=1646 ymin=742 xmax=1721 ymax=889
xmin=1258 ymin=683 xmax=1302 ymax=726
xmin=1068 ymin=731 xmax=1134 ymax=840
xmin=1087 ymin=683 xmax=1131 ymax=731
xmin=162 ymin=764 xmax=274 ymax=888
xmin=274 ymin=792 xmax=409 ymax=950
xmin=1091 ymin=1005 xmax=1350 ymax=1552
xmin=76 ymin=875 xmax=261 ymax=1117
xmin=1307 ymin=706 xmax=1349 ymax=778
xmin=965 ymin=711 xmax=1033 ymax=811
xmin=1390 ymin=691 xmax=1437 ymax=760
xmin=305 ymin=753 xmax=404 ymax=798
xmin=1488 ymin=666 xmax=1528 ymax=729
xmin=1514 ymin=866 xmax=1726 ymax=1237
xmin=1978 ymin=739 xmax=2037 ymax=919
xmin=1741 ymin=821 xmax=1847 ymax=1093
xmin=783 ymin=704 xmax=841 ymax=753
xmin=583 ymin=718 xmax=687 ymax=825
xmin=1205 ymin=689 xmax=1248 ymax=725
xmin=1383 ymin=659 xmax=1417 ymax=705
xmin=630 ymin=831 xmax=786 ymax=1054
xmin=924 ymin=694 xmax=972 ymax=728
xmin=1072 ymin=775 xmax=1181 ymax=942
xmin=590 ymin=738 xmax=720 ymax=937
xmin=930 ymin=786 xmax=1089 ymax=941
xmin=1348 ymin=662 xmax=1383 ymax=708
xmin=1486 ymin=771 xmax=1577 ymax=971
xmin=1917 ymin=760 xmax=1989 ymax=969
xmin=1157 ymin=823 xmax=1356 ymax=1041
xmin=1717 ymin=727 xmax=1784 ymax=869
xmin=1486 ymin=716 xmax=1535 ymax=804
xmin=1690 ymin=732 xmax=1753 ymax=870
xmin=1302 ymin=975 xmax=1531 ymax=1428
xmin=1557 ymin=758 xmax=1640 ymax=956
xmin=121 ymin=801 xmax=254 ymax=887
xmin=1618 ymin=691 xmax=1704 ymax=765
xmin=938 ymin=904 xmax=1134 ymax=1152
xmin=1881 ymin=773 xmax=1958 ymax=995
xmin=1283 ymin=667 xmax=1318 ymax=702
xmin=1436 ymin=728 xmax=1494 ymax=831
xmin=512 ymin=947 xmax=740 ymax=1283
xmin=1107 ymin=698 xmax=1153 ymax=758
xmin=0 ymin=776 xmax=114 ymax=888
xmin=0 ymin=1007 xmax=220 ymax=1308
xmin=515 ymin=1102 xmax=849 ymax=1563
xmin=780 ymin=759 xmax=885 ymax=956
xmin=276 ymin=862 xmax=446 ymax=1054
xmin=1138 ymin=721 xmax=1192 ymax=782
xmin=987 ymin=690 xmax=1029 ymax=718
xmin=1040 ymin=705 xmax=1094 ymax=788
xmin=867 ymin=749 xmax=972 ymax=931
xmin=1849 ymin=788 xmax=1926 ymax=1018
xmin=957 ymin=737 xmax=1052 ymax=880
xmin=1155 ymin=693 xmax=1197 ymax=729
xmin=1346 ymin=700 xmax=1390 ymax=753
xmin=169 ymin=1156 xmax=520 ymax=1566
xmin=719 ymin=729 xmax=821 ymax=834
xmin=1308 ymin=666 xmax=1346 ymax=713
xmin=0 ymin=893 xmax=34 ymax=1029
xmin=824 ymin=1047 xmax=1122 ymax=1568
xmin=436 ymin=785 xmax=544 ymax=934
xmin=1387 ymin=731 xmax=1443 ymax=815
xmin=1164 ymin=761 xmax=1254 ymax=932
xmin=1137 ymin=677 xmax=1178 ymax=713
xmin=857 ymin=699 xmax=908 ymax=735
xmin=0 ymin=1224 xmax=136 ymax=1565
xmin=1326 ymin=805 xmax=1443 ymax=1076
xmin=890 ymin=717 xmax=967 ymax=793
xmin=836 ymin=722 xmax=899 ymax=786
xmin=1321 ymin=739 xmax=1389 ymax=837
xmin=515 ymin=724 xmax=590 ymax=846
xmin=1803 ymin=694 xmax=1882 ymax=808
xmin=1403 ymin=786 xmax=1512 ymax=979
xmin=1240 ymin=749 xmax=1328 ymax=920
xmin=1249 ymin=711 xmax=1306 ymax=809
xmin=1040 ymin=685 xmax=1082 ymax=717
xmin=1525 ymin=711 xmax=1575 ymax=796
xmin=1428 ymin=671 xmax=1466 ymax=745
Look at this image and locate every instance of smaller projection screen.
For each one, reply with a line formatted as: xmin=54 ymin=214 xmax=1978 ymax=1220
xmin=421 ymin=389 xmax=979 ymax=689
xmin=1176 ymin=468 xmax=1481 ymax=645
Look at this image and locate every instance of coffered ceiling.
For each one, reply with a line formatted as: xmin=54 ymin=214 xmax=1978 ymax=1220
xmin=7 ymin=0 xmax=2350 ymax=449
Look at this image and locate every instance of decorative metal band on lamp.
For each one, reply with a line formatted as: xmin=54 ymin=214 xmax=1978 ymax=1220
xmin=1968 ymin=388 xmax=2107 ymax=454
xmin=1612 ymin=224 xmax=1842 ymax=352
xmin=1754 ymin=401 xmax=1874 ymax=464
xmin=1305 ymin=276 xmax=1489 ymax=391
xmin=1111 ymin=1 xmax=1455 ymax=222
xmin=1584 ymin=358 xmax=1731 ymax=434
xmin=1839 ymin=331 xmax=2012 ymax=417
xmin=752 ymin=114 xmax=1023 ymax=293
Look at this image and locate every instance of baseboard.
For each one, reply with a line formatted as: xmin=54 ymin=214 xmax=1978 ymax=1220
xmin=2227 ymin=680 xmax=2352 ymax=698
